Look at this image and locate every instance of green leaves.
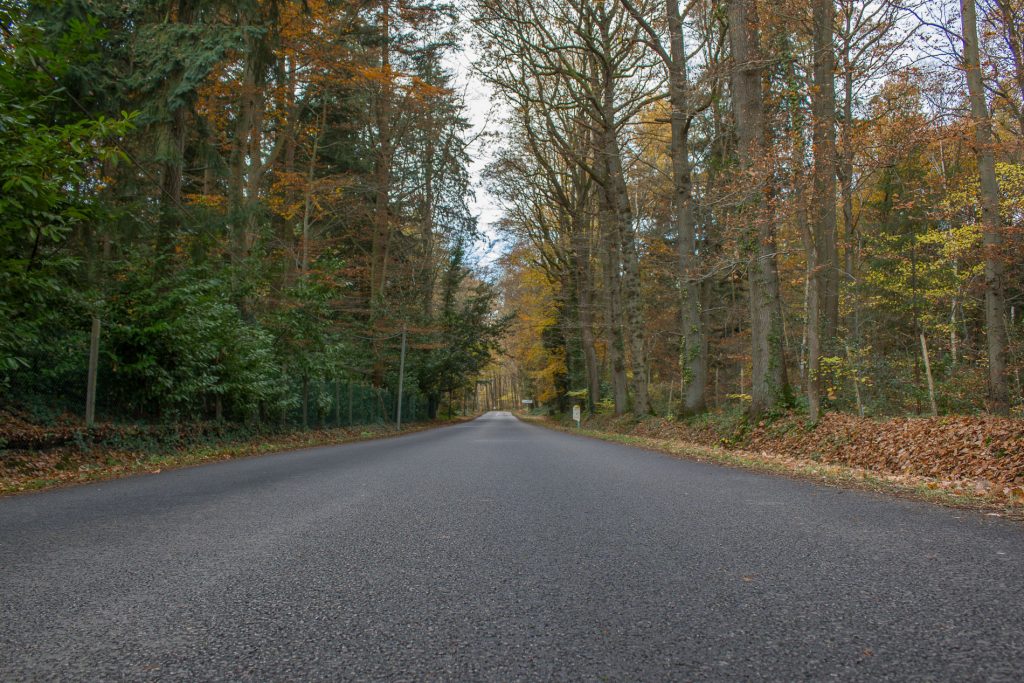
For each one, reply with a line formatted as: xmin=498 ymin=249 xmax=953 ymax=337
xmin=415 ymin=245 xmax=512 ymax=415
xmin=0 ymin=16 xmax=134 ymax=385
xmin=101 ymin=264 xmax=288 ymax=418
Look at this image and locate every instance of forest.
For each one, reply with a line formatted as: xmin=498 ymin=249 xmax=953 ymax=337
xmin=1 ymin=0 xmax=1023 ymax=439
xmin=1 ymin=0 xmax=507 ymax=430
xmin=477 ymin=0 xmax=1024 ymax=422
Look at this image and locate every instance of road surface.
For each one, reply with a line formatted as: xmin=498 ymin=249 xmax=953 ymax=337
xmin=2 ymin=412 xmax=1023 ymax=680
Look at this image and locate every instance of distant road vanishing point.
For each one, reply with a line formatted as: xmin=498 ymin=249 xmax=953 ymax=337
xmin=2 ymin=412 xmax=1023 ymax=680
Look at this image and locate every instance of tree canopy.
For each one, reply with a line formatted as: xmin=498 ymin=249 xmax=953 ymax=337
xmin=0 ymin=0 xmax=507 ymax=425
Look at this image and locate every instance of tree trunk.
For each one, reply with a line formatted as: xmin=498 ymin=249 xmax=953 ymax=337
xmin=154 ymin=1 xmax=196 ymax=265
xmin=300 ymin=106 xmax=325 ymax=275
xmin=667 ymin=0 xmax=707 ymax=415
xmin=371 ymin=0 xmax=394 ymax=306
xmin=599 ymin=176 xmax=629 ymax=415
xmin=602 ymin=98 xmax=651 ymax=417
xmin=961 ymin=0 xmax=1010 ymax=414
xmin=812 ymin=0 xmax=840 ymax=342
xmin=839 ymin=59 xmax=859 ymax=340
xmin=801 ymin=196 xmax=822 ymax=424
xmin=995 ymin=0 xmax=1024 ymax=137
xmin=229 ymin=26 xmax=259 ymax=263
xmin=156 ymin=103 xmax=187 ymax=261
xmin=420 ymin=146 xmax=437 ymax=318
xmin=727 ymin=0 xmax=789 ymax=418
xmin=573 ymin=223 xmax=601 ymax=414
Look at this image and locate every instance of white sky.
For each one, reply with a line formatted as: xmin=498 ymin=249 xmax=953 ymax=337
xmin=445 ymin=31 xmax=506 ymax=269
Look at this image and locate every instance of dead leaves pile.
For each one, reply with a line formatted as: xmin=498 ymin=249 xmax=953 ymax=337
xmin=1 ymin=411 xmax=442 ymax=494
xmin=597 ymin=412 xmax=1024 ymax=502
xmin=0 ymin=410 xmax=117 ymax=450
xmin=748 ymin=414 xmax=1024 ymax=489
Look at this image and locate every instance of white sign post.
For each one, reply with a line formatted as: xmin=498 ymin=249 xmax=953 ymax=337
xmin=572 ymin=404 xmax=581 ymax=428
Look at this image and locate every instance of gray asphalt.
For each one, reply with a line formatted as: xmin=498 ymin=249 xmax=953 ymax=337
xmin=2 ymin=412 xmax=1023 ymax=681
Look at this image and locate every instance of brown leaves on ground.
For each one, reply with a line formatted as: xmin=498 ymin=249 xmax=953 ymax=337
xmin=587 ymin=411 xmax=1024 ymax=498
xmin=748 ymin=414 xmax=1024 ymax=487
xmin=1 ymin=409 xmax=454 ymax=494
xmin=0 ymin=410 xmax=111 ymax=450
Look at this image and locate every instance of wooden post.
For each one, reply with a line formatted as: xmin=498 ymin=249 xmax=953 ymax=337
xmin=396 ymin=325 xmax=407 ymax=430
xmin=920 ymin=334 xmax=938 ymax=417
xmin=348 ymin=382 xmax=353 ymax=426
xmin=302 ymin=376 xmax=309 ymax=429
xmin=335 ymin=380 xmax=340 ymax=427
xmin=85 ymin=317 xmax=101 ymax=427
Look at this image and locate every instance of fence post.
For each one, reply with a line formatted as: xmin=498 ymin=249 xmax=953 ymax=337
xmin=396 ymin=324 xmax=407 ymax=430
xmin=85 ymin=316 xmax=101 ymax=427
xmin=302 ymin=375 xmax=309 ymax=429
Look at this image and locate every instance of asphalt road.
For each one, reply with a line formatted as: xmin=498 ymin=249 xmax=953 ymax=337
xmin=2 ymin=412 xmax=1023 ymax=681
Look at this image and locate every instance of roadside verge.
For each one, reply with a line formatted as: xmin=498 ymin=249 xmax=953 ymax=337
xmin=1 ymin=418 xmax=471 ymax=496
xmin=519 ymin=414 xmax=1024 ymax=519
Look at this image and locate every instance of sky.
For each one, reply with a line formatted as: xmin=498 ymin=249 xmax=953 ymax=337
xmin=445 ymin=31 xmax=506 ymax=270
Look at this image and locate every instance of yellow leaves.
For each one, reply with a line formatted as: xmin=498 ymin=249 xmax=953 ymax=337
xmin=498 ymin=249 xmax=564 ymax=404
xmin=940 ymin=161 xmax=1024 ymax=221
xmin=916 ymin=223 xmax=981 ymax=262
xmin=534 ymin=351 xmax=567 ymax=405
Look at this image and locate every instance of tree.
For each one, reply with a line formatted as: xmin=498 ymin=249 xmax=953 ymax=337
xmin=727 ymin=0 xmax=790 ymax=417
xmin=961 ymin=0 xmax=1010 ymax=413
xmin=618 ymin=0 xmax=721 ymax=415
xmin=417 ymin=245 xmax=512 ymax=418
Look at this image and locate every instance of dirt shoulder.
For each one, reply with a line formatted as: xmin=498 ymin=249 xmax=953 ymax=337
xmin=520 ymin=413 xmax=1024 ymax=520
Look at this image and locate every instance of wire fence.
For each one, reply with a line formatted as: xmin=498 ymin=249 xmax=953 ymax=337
xmin=282 ymin=380 xmax=431 ymax=429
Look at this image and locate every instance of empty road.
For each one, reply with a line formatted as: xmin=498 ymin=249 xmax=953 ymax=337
xmin=2 ymin=412 xmax=1023 ymax=681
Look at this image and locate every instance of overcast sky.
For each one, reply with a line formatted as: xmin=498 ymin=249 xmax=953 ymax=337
xmin=445 ymin=30 xmax=506 ymax=270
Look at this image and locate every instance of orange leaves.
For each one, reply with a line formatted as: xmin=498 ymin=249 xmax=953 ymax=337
xmin=268 ymin=172 xmax=355 ymax=222
xmin=347 ymin=65 xmax=452 ymax=107
xmin=350 ymin=64 xmax=396 ymax=87
xmin=750 ymin=413 xmax=1024 ymax=486
xmin=184 ymin=193 xmax=227 ymax=209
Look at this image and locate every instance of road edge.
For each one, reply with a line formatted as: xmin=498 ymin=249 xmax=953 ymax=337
xmin=2 ymin=416 xmax=477 ymax=497
xmin=516 ymin=414 xmax=1024 ymax=520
